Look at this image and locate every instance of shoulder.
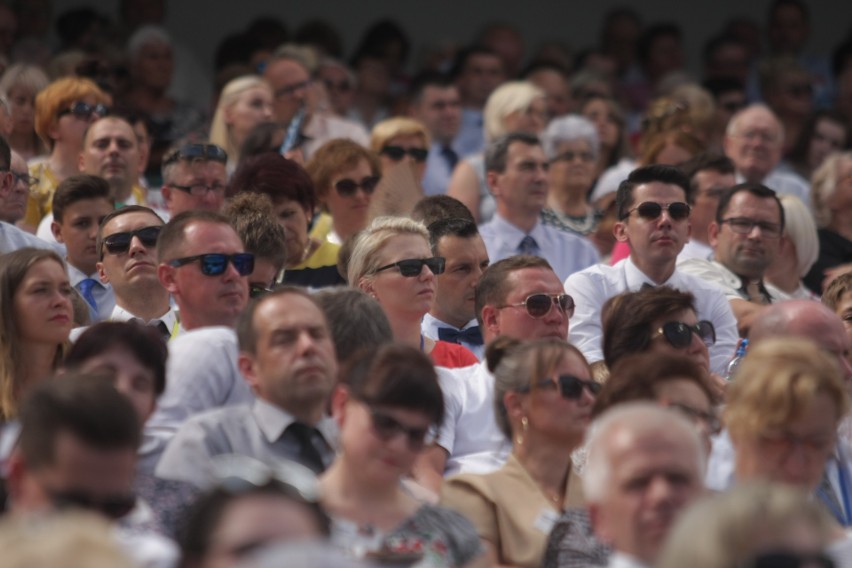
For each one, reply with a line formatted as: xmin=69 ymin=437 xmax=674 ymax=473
xmin=170 ymin=326 xmax=237 ymax=350
xmin=432 ymin=341 xmax=479 ymax=368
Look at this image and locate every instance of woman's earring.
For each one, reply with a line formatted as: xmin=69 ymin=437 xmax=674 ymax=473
xmin=515 ymin=416 xmax=529 ymax=446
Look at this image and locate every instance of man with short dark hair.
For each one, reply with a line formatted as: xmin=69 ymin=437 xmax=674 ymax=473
xmin=80 ymin=115 xmax=145 ymax=208
xmin=677 ymin=153 xmax=736 ymax=261
xmin=479 ymin=132 xmax=599 ymax=282
xmin=159 ymin=142 xmax=229 ymax=219
xmin=451 ymin=46 xmax=506 ymax=157
xmin=566 ymin=164 xmax=738 ymax=374
xmin=410 ymin=73 xmax=463 ymax=196
xmin=0 ymin=150 xmax=29 ymax=224
xmin=0 ymin=139 xmax=57 ymax=254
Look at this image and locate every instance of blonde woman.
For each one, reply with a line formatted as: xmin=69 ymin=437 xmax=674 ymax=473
xmin=0 ymin=63 xmax=50 ymax=161
xmin=370 ymin=117 xmax=430 ymax=183
xmin=805 ymin=151 xmax=852 ymax=293
xmin=765 ymin=194 xmax=820 ymax=300
xmin=209 ymin=75 xmax=273 ymax=173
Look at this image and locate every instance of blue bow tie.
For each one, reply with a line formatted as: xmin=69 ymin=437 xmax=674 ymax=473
xmin=437 ymin=326 xmax=484 ymax=346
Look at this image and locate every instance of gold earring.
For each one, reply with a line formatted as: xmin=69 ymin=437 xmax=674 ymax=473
xmin=515 ymin=416 xmax=528 ymax=446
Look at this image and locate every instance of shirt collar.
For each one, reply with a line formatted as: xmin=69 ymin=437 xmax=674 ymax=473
xmin=623 ymin=257 xmax=677 ymax=289
xmin=252 ymin=398 xmax=337 ymax=446
xmin=66 ymin=263 xmax=99 ymax=286
xmin=490 ymin=212 xmax=546 ymax=248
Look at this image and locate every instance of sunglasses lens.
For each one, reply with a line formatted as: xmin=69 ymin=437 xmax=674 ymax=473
xmin=558 ymin=375 xmax=584 ymax=399
xmin=137 ymin=226 xmax=162 ymax=247
xmin=663 ymin=322 xmax=693 ymax=349
xmin=232 ymin=254 xmax=255 ymax=276
xmin=383 ymin=146 xmax=405 ymax=160
xmin=200 ymin=254 xmax=227 ymax=276
xmin=698 ymin=321 xmax=716 ymax=346
xmin=396 ymin=260 xmax=423 ymax=277
xmin=668 ymin=202 xmax=690 ymax=220
xmin=558 ymin=294 xmax=575 ymax=317
xmin=361 ymin=176 xmax=380 ymax=193
xmin=636 ymin=202 xmax=664 ymax=219
xmin=335 ymin=179 xmax=357 ymax=196
xmin=424 ymin=257 xmax=445 ymax=275
xmin=411 ymin=148 xmax=429 ymax=162
xmin=104 ymin=233 xmax=131 ymax=254
xmin=525 ymin=294 xmax=553 ymax=318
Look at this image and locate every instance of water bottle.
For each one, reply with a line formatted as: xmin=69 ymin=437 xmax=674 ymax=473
xmin=725 ymin=338 xmax=749 ymax=381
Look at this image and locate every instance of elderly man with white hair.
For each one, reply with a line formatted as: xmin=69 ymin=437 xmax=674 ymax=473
xmin=584 ymin=403 xmax=706 ymax=568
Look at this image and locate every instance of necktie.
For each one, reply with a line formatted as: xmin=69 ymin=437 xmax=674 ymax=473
xmin=153 ymin=320 xmax=171 ymax=342
xmin=77 ymin=278 xmax=99 ymax=319
xmin=641 ymin=282 xmax=655 ymax=290
xmin=437 ymin=325 xmax=484 ymax=346
xmin=286 ymin=422 xmax=327 ymax=474
xmin=441 ymin=145 xmax=459 ymax=171
xmin=816 ymin=468 xmax=847 ymax=525
xmin=518 ymin=235 xmax=538 ymax=255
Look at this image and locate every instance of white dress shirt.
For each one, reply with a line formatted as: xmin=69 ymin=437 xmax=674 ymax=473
xmin=479 ymin=213 xmax=600 ymax=283
xmin=677 ymin=257 xmax=784 ymax=302
xmin=67 ymin=263 xmax=115 ymax=322
xmin=422 ymin=313 xmax=484 ymax=361
xmin=564 ymin=257 xmax=740 ymax=375
xmin=422 ymin=141 xmax=462 ymax=196
xmin=455 ymin=108 xmax=485 ymax=158
xmin=607 ymin=551 xmax=650 ymax=568
xmin=110 ymin=305 xmax=181 ymax=339
xmin=0 ymin=221 xmax=63 ymax=254
xmin=677 ymin=238 xmax=713 ymax=262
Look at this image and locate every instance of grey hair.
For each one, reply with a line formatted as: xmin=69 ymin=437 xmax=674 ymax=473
xmin=127 ymin=25 xmax=172 ymax=60
xmin=542 ymin=114 xmax=600 ymax=161
xmin=313 ymin=287 xmax=392 ymax=365
xmin=317 ymin=57 xmax=357 ymax=88
xmin=347 ymin=216 xmax=430 ymax=287
xmin=778 ymin=194 xmax=819 ymax=277
xmin=725 ymin=103 xmax=785 ymax=143
xmin=484 ymin=132 xmax=540 ymax=173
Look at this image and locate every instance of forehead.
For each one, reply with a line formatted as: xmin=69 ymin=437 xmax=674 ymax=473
xmin=609 ymin=428 xmax=699 ymax=477
xmin=255 ymin=293 xmax=326 ymax=331
xmin=103 ymin=211 xmax=163 ymax=235
xmin=736 ymin=109 xmax=780 ymax=133
xmin=466 ymin=53 xmax=502 ymax=70
xmin=632 ymin=181 xmax=686 ymax=203
xmin=693 ymin=169 xmax=735 ymax=189
xmin=505 ymin=267 xmax=562 ymax=298
xmin=724 ymin=190 xmax=782 ymax=220
xmin=173 ymin=160 xmax=227 ymax=182
xmin=422 ymin=85 xmax=459 ymax=102
xmin=265 ymin=59 xmax=309 ymax=83
xmin=653 ymin=307 xmax=698 ymax=327
xmin=64 ymin=198 xmax=113 ymax=217
xmin=378 ymin=233 xmax=430 ymax=258
xmin=437 ymin=233 xmax=488 ymax=258
xmin=182 ymin=220 xmax=242 ymax=251
xmin=507 ymin=141 xmax=544 ymax=162
xmin=88 ymin=118 xmax=135 ymax=140
xmin=25 ymin=257 xmax=67 ymax=280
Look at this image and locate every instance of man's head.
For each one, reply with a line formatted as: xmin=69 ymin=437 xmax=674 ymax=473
xmin=7 ymin=376 xmax=141 ymax=521
xmin=585 ymin=403 xmax=705 ymax=565
xmin=409 ymin=73 xmax=462 ymax=146
xmin=723 ymin=104 xmax=784 ymax=183
xmin=0 ymin=150 xmax=29 ymax=223
xmin=263 ymin=51 xmax=312 ymax=125
xmin=236 ymin=288 xmax=338 ymax=423
xmin=476 ymin=255 xmax=569 ymax=343
xmin=725 ymin=337 xmax=848 ymax=490
xmin=78 ymin=116 xmax=141 ymax=204
xmin=680 ymin=153 xmax=736 ymax=245
xmin=485 ymin=132 xmax=548 ymax=220
xmin=614 ymin=165 xmax=692 ymax=277
xmin=223 ymin=192 xmax=288 ymax=292
xmin=708 ymin=183 xmax=784 ymax=281
xmin=523 ymin=62 xmax=573 ymax=119
xmin=160 ymin=143 xmax=228 ymax=216
xmin=410 ymin=194 xmax=475 ymax=227
xmin=451 ymin=46 xmax=506 ymax=108
xmin=50 ymin=174 xmax=115 ymax=276
xmin=96 ymin=205 xmax=165 ymax=305
xmin=157 ymin=211 xmax=249 ymax=330
xmin=427 ymin=218 xmax=490 ymax=329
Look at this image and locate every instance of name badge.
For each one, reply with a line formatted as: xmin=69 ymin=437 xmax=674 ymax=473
xmin=533 ymin=508 xmax=561 ymax=534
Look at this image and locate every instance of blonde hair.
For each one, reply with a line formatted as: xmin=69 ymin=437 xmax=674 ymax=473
xmin=483 ymin=81 xmax=545 ymax=142
xmin=347 ymin=216 xmax=430 ymax=288
xmin=778 ymin=194 xmax=819 ymax=277
xmin=369 ymin=117 xmax=430 ymax=154
xmin=725 ymin=338 xmax=849 ymax=440
xmin=209 ymin=75 xmax=271 ymax=165
xmin=811 ymin=151 xmax=852 ymax=228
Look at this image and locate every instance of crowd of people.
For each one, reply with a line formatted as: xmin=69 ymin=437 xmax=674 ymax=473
xmin=2 ymin=0 xmax=852 ymax=566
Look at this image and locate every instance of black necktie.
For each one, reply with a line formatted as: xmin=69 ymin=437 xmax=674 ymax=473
xmin=286 ymin=422 xmax=327 ymax=474
xmin=518 ymin=235 xmax=538 ymax=255
xmin=154 ymin=320 xmax=171 ymax=342
xmin=437 ymin=326 xmax=484 ymax=346
xmin=441 ymin=145 xmax=459 ymax=170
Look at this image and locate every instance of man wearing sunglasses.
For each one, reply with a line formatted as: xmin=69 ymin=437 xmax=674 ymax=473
xmin=479 ymin=132 xmax=600 ymax=283
xmin=160 ymin=142 xmax=229 ymax=219
xmin=566 ymin=165 xmax=739 ymax=375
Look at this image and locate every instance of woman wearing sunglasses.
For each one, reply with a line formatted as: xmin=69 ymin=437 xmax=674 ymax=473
xmin=442 ymin=337 xmax=596 ymax=568
xmin=348 ymin=216 xmax=477 ymax=368
xmin=320 ymin=344 xmax=486 ymax=567
xmin=306 ymin=139 xmax=382 ymax=245
xmin=370 ymin=117 xmax=430 ymax=185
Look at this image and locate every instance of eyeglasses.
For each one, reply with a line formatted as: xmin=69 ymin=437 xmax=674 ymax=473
xmin=102 ymin=225 xmax=162 ymax=256
xmin=501 ymin=293 xmax=575 ymax=319
xmin=624 ymin=201 xmax=691 ymax=221
xmin=551 ymin=150 xmax=595 ymax=164
xmin=249 ymin=283 xmax=272 ymax=298
xmin=11 ymin=171 xmax=34 ymax=189
xmin=519 ymin=374 xmax=601 ymax=400
xmin=57 ymin=101 xmax=109 ymax=120
xmin=168 ymin=253 xmax=255 ymax=276
xmin=48 ymin=488 xmax=136 ymax=520
xmin=652 ymin=320 xmax=716 ymax=348
xmin=275 ymin=79 xmax=313 ymax=98
xmin=367 ymin=406 xmax=435 ymax=452
xmin=749 ymin=550 xmax=835 ymax=568
xmin=720 ymin=217 xmax=783 ymax=238
xmin=374 ymin=257 xmax=445 ymax=277
xmin=168 ymin=182 xmax=227 ymax=197
xmin=333 ymin=175 xmax=380 ymax=197
xmin=163 ymin=143 xmax=228 ymax=167
xmin=664 ymin=401 xmax=722 ymax=435
xmin=380 ymin=145 xmax=429 ymax=163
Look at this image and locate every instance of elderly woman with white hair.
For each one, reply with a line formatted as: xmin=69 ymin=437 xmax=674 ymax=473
xmin=765 ymin=194 xmax=821 ymax=300
xmin=540 ymin=115 xmax=602 ymax=239
xmin=805 ymin=151 xmax=852 ymax=293
xmin=447 ymin=81 xmax=547 ymax=223
xmin=208 ymin=75 xmax=273 ymax=173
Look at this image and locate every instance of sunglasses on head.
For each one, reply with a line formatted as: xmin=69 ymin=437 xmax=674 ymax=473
xmin=367 ymin=406 xmax=435 ymax=452
xmin=49 ymin=488 xmax=136 ymax=520
xmin=375 ymin=257 xmax=445 ymax=277
xmin=381 ymin=145 xmax=429 ymax=163
xmin=168 ymin=253 xmax=255 ymax=276
xmin=57 ymin=101 xmax=109 ymax=119
xmin=102 ymin=225 xmax=162 ymax=257
xmin=624 ymin=201 xmax=691 ymax=221
xmin=334 ymin=175 xmax=380 ymax=197
xmin=503 ymin=293 xmax=575 ymax=319
xmin=749 ymin=551 xmax=835 ymax=568
xmin=163 ymin=143 xmax=228 ymax=167
xmin=653 ymin=320 xmax=716 ymax=349
xmin=521 ymin=374 xmax=601 ymax=400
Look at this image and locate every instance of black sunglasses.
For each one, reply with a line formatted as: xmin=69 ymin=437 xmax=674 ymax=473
xmin=625 ymin=201 xmax=691 ymax=221
xmin=375 ymin=257 xmax=445 ymax=277
xmin=367 ymin=406 xmax=434 ymax=452
xmin=334 ymin=175 xmax=380 ymax=197
xmin=102 ymin=225 xmax=162 ymax=257
xmin=163 ymin=143 xmax=228 ymax=167
xmin=57 ymin=101 xmax=109 ymax=119
xmin=502 ymin=293 xmax=575 ymax=319
xmin=653 ymin=320 xmax=716 ymax=349
xmin=381 ymin=145 xmax=429 ymax=163
xmin=48 ymin=488 xmax=136 ymax=520
xmin=521 ymin=374 xmax=601 ymax=400
xmin=749 ymin=551 xmax=835 ymax=568
xmin=168 ymin=253 xmax=255 ymax=276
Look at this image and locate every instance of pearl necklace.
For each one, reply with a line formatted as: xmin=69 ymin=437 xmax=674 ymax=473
xmin=547 ymin=207 xmax=597 ymax=235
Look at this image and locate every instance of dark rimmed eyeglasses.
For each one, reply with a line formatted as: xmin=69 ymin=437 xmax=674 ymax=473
xmin=624 ymin=201 xmax=691 ymax=221
xmin=519 ymin=374 xmax=601 ymax=400
xmin=720 ymin=217 xmax=783 ymax=239
xmin=501 ymin=293 xmax=575 ymax=319
xmin=168 ymin=182 xmax=227 ymax=197
xmin=652 ymin=320 xmax=716 ymax=349
xmin=366 ymin=406 xmax=435 ymax=452
xmin=664 ymin=401 xmax=722 ymax=436
xmin=101 ymin=225 xmax=162 ymax=257
xmin=163 ymin=143 xmax=228 ymax=167
xmin=47 ymin=488 xmax=136 ymax=520
xmin=380 ymin=145 xmax=429 ymax=163
xmin=57 ymin=101 xmax=109 ymax=120
xmin=334 ymin=175 xmax=380 ymax=197
xmin=374 ymin=257 xmax=445 ymax=277
xmin=168 ymin=253 xmax=254 ymax=276
xmin=11 ymin=171 xmax=35 ymax=189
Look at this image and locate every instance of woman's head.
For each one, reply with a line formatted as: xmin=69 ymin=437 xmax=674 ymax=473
xmin=489 ymin=336 xmax=594 ymax=443
xmin=369 ymin=117 xmax=430 ymax=181
xmin=580 ymin=95 xmax=629 ymax=162
xmin=209 ymin=75 xmax=273 ymax=162
xmin=638 ymin=129 xmax=705 ymax=167
xmin=543 ymin=115 xmax=600 ymax=194
xmin=34 ymin=76 xmax=111 ymax=151
xmin=777 ymin=194 xmax=819 ymax=278
xmin=0 ymin=63 xmax=50 ymax=137
xmin=483 ymin=81 xmax=547 ymax=142
xmin=811 ymin=150 xmax=852 ymax=228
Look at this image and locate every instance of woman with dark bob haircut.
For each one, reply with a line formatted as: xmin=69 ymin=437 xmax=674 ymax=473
xmin=319 ymin=343 xmax=485 ymax=566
